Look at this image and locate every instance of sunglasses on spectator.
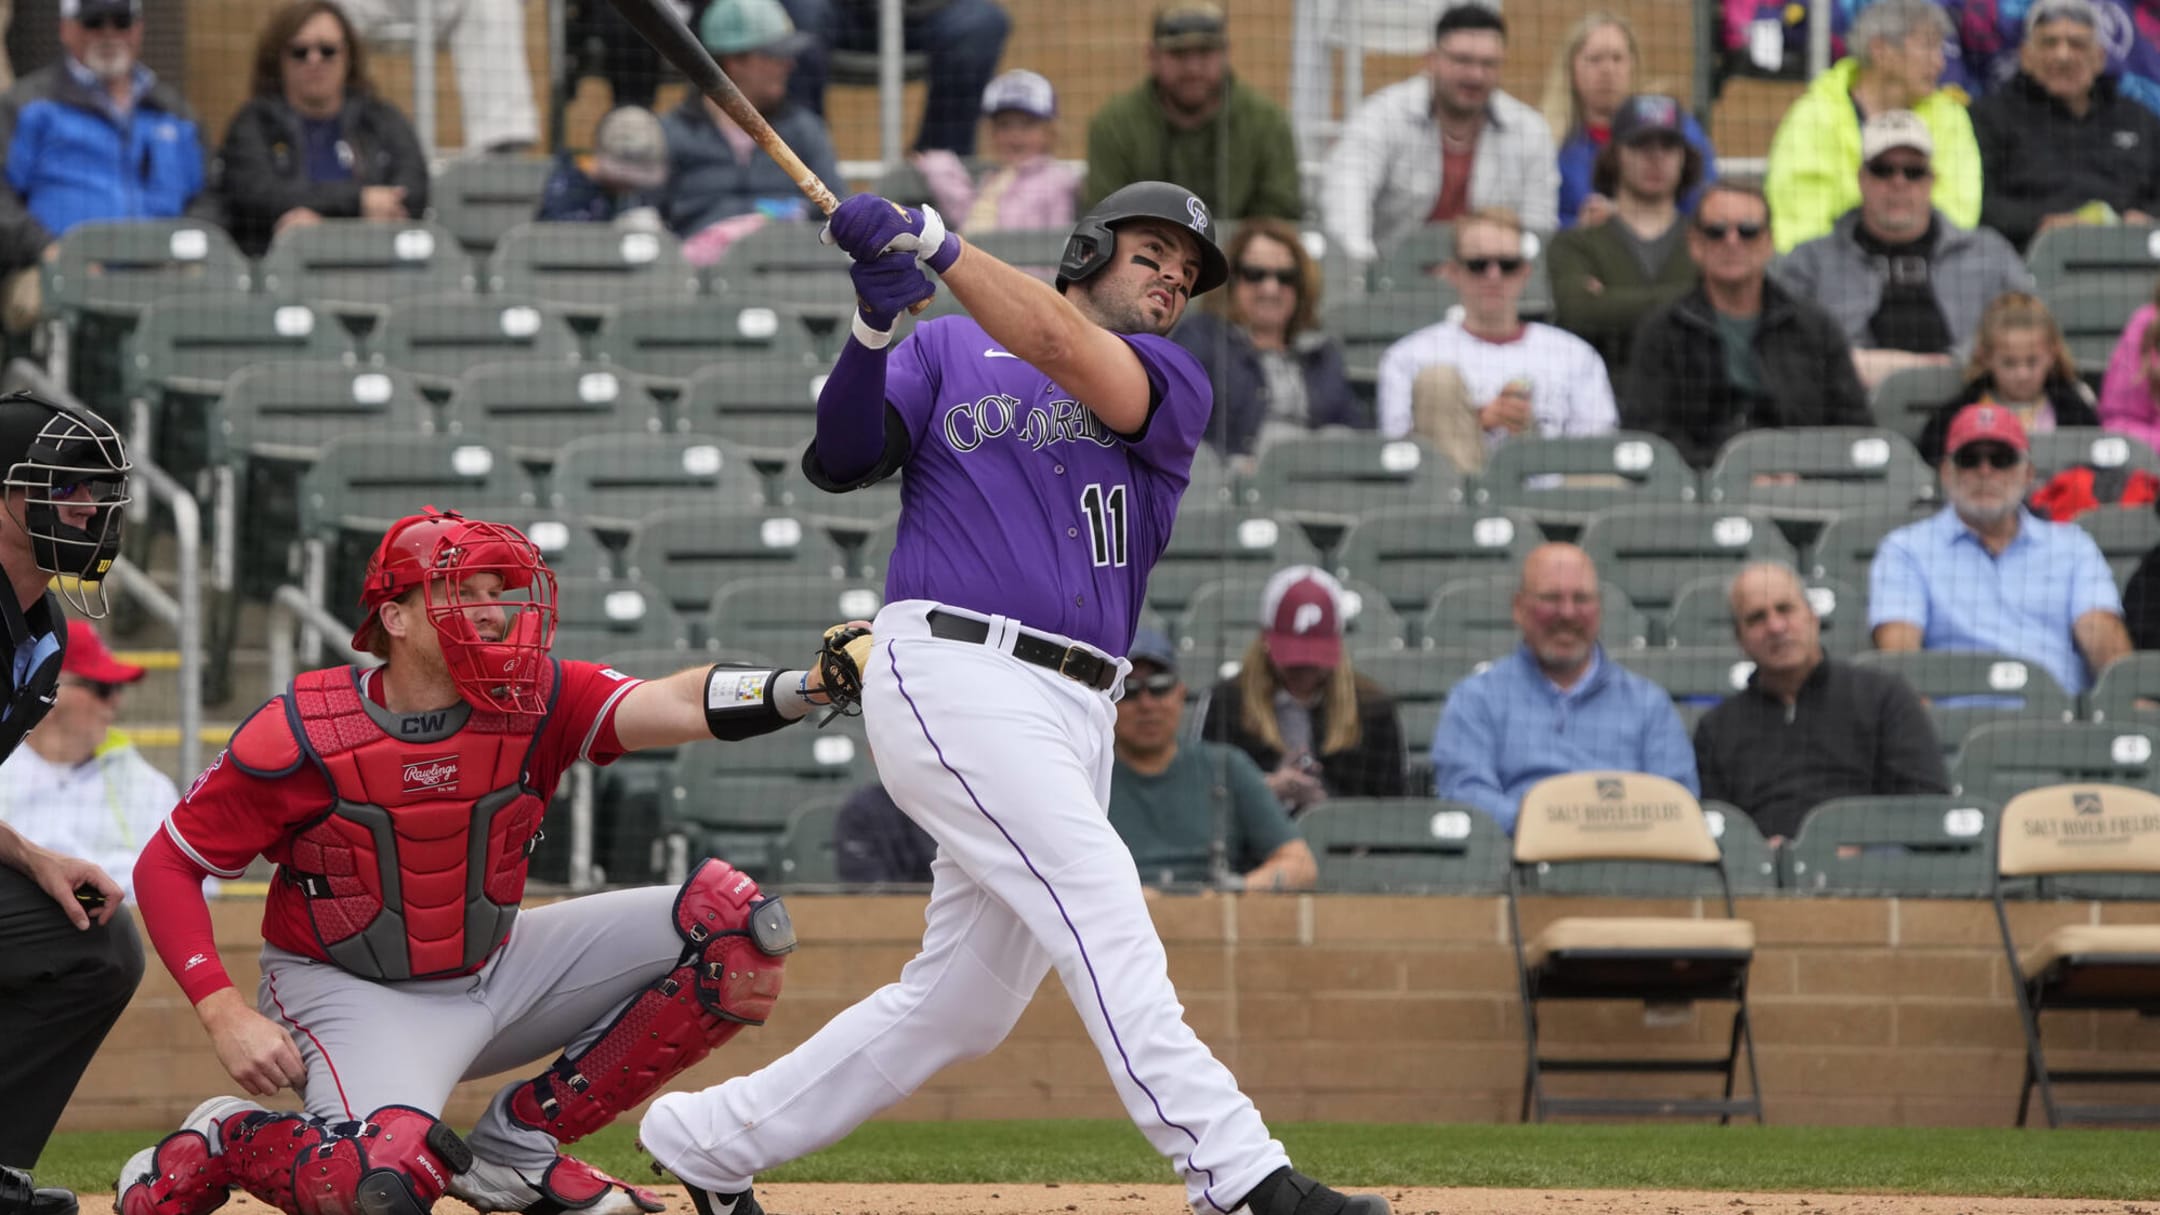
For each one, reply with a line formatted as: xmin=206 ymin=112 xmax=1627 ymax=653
xmin=1865 ymin=160 xmax=1932 ymax=182
xmin=1456 ymin=256 xmax=1524 ymax=276
xmin=80 ymin=13 xmax=132 ymax=30
xmin=1952 ymin=445 xmax=2024 ymax=471
xmin=1235 ymin=264 xmax=1299 ymax=288
xmin=1695 ymin=221 xmax=1765 ymax=243
xmin=1129 ymin=672 xmax=1181 ymax=699
xmin=62 ymin=678 xmax=122 ymax=702
xmin=288 ymin=42 xmax=342 ymax=62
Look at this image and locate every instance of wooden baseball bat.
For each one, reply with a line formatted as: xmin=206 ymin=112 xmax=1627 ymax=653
xmin=605 ymin=0 xmax=934 ymax=311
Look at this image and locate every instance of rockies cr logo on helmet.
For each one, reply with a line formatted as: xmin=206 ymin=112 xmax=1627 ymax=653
xmin=1056 ymin=180 xmax=1230 ymax=296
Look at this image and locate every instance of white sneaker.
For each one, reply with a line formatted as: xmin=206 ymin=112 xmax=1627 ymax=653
xmin=449 ymin=1155 xmax=665 ymax=1215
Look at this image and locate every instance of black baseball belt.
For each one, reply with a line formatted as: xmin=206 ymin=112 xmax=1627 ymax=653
xmin=925 ymin=609 xmax=1120 ymax=692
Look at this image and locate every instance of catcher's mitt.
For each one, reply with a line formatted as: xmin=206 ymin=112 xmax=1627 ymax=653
xmin=815 ymin=624 xmax=875 ymax=721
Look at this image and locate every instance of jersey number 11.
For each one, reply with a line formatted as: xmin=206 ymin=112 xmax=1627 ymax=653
xmin=1080 ymin=483 xmax=1128 ymax=568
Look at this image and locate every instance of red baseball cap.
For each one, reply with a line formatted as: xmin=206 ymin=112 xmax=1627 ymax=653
xmin=1944 ymin=403 xmax=2029 ymax=456
xmin=1260 ymin=565 xmax=1345 ymax=670
xmin=64 ymin=618 xmax=145 ymax=684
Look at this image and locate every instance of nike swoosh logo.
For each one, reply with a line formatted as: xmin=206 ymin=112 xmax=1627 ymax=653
xmin=983 ymin=348 xmax=1020 ymax=359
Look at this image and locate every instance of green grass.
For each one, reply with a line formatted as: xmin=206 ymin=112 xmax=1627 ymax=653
xmin=41 ymin=1119 xmax=2160 ymax=1200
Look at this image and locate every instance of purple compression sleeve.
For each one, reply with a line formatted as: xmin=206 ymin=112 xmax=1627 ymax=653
xmin=812 ymin=336 xmax=892 ymax=484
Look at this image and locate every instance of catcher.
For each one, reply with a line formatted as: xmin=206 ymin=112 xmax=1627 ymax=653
xmin=117 ymin=508 xmax=873 ymax=1215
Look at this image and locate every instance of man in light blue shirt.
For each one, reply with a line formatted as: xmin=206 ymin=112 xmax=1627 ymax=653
xmin=1870 ymin=403 xmax=2130 ymax=696
xmin=1430 ymin=542 xmax=1698 ymax=833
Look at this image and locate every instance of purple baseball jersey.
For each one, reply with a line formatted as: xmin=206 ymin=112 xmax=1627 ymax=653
xmin=876 ymin=314 xmax=1213 ymax=655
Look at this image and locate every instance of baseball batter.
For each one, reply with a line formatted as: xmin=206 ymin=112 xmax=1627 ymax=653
xmin=116 ymin=508 xmax=824 ymax=1215
xmin=639 ymin=185 xmax=1389 ymax=1215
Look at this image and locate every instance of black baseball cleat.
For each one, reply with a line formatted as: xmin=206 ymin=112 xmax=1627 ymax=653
xmin=682 ymin=1186 xmax=764 ymax=1215
xmin=0 ymin=1167 xmax=74 ymax=1215
xmin=1234 ymin=1167 xmax=1389 ymax=1215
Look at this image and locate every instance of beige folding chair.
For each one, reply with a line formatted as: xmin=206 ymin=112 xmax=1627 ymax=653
xmin=1994 ymin=784 xmax=2160 ymax=1127
xmin=1508 ymin=772 xmax=1762 ymax=1124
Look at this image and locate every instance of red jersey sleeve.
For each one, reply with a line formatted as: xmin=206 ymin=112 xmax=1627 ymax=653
xmin=161 ymin=701 xmax=334 ymax=879
xmin=528 ymin=661 xmax=645 ymax=786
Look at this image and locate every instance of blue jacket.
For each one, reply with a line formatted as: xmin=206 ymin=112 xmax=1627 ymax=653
xmin=1429 ymin=644 xmax=1699 ymax=833
xmin=1168 ymin=311 xmax=1369 ymax=457
xmin=0 ymin=61 xmax=206 ymax=269
xmin=1554 ymin=113 xmax=1716 ymax=230
xmin=659 ymin=96 xmax=841 ymax=236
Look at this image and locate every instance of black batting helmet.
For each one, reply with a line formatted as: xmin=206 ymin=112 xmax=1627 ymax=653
xmin=1056 ymin=181 xmax=1230 ymax=297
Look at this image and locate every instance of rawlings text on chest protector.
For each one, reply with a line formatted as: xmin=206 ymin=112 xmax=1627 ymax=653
xmin=258 ymin=665 xmax=555 ymax=980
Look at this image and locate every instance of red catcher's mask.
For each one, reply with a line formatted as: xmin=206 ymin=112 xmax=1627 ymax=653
xmin=352 ymin=507 xmax=559 ymax=716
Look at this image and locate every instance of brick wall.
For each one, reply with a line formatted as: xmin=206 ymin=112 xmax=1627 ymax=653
xmin=65 ymin=892 xmax=2160 ymax=1134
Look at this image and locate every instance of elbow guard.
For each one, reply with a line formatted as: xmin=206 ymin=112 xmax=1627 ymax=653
xmin=702 ymin=667 xmax=794 ymax=741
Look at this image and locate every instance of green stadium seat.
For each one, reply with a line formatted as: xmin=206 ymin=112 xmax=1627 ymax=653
xmin=43 ymin=219 xmax=250 ymax=407
xmin=1615 ymin=646 xmax=1754 ymax=731
xmin=677 ymin=356 xmax=827 ymax=455
xmin=1243 ymin=433 xmax=1462 ymax=519
xmin=483 ymin=508 xmax=617 ymax=582
xmin=2027 ymin=428 xmax=2160 ymax=484
xmin=710 ymin=221 xmax=857 ymax=331
xmin=550 ymin=576 xmax=687 ymax=662
xmin=1350 ymin=645 xmax=1497 ymax=792
xmin=1851 ymin=649 xmax=2076 ymax=762
xmin=370 ymin=294 xmax=580 ymax=399
xmin=1868 ymin=364 xmax=1964 ymax=447
xmin=1472 ymin=432 xmax=1698 ymax=538
xmin=2027 ymin=223 xmax=2160 ymax=296
xmin=1421 ymin=574 xmax=1651 ymax=654
xmin=1148 ymin=506 xmax=1323 ymax=621
xmin=257 ymin=220 xmax=475 ymax=325
xmin=706 ymin=575 xmax=883 ymax=658
xmin=1783 ymin=794 xmax=1997 ymax=896
xmin=1326 ymin=289 xmax=1454 ymax=390
xmin=427 ymin=156 xmax=553 ymax=255
xmin=1576 ymin=504 xmax=1798 ymax=617
xmin=1804 ymin=504 xmax=1933 ymax=590
xmin=773 ymin=797 xmax=848 ymax=887
xmin=443 ymin=363 xmax=668 ymax=470
xmin=1704 ymin=801 xmax=1780 ymax=893
xmin=596 ymin=295 xmax=820 ymax=388
xmin=1332 ymin=505 xmax=1538 ymax=618
xmin=1178 ymin=573 xmax=1404 ymax=683
xmin=624 ymin=505 xmax=849 ymax=619
xmin=665 ymin=724 xmax=866 ymax=877
xmin=2088 ymin=652 xmax=2160 ymax=724
xmin=2074 ymin=507 xmax=2160 ymax=589
xmin=2042 ymin=278 xmax=2147 ymax=374
xmin=1663 ymin=573 xmax=1867 ymax=657
xmin=547 ymin=432 xmax=765 ymax=541
xmin=486 ymin=222 xmax=700 ymax=322
xmin=1703 ymin=427 xmax=1933 ymax=525
xmin=1952 ymin=721 xmax=2160 ymax=805
xmin=1299 ymin=798 xmax=1509 ymax=893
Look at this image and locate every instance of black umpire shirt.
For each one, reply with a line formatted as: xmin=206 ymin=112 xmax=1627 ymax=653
xmin=1692 ymin=657 xmax=1949 ymax=841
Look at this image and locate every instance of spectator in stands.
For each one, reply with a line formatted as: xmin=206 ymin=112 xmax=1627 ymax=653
xmin=915 ymin=69 xmax=1079 ymax=234
xmin=337 ymin=0 xmax=537 ymax=153
xmin=1547 ymin=93 xmax=1704 ymax=376
xmin=1113 ymin=629 xmax=1316 ymax=891
xmin=537 ymin=104 xmax=668 ymax=227
xmin=1321 ymin=4 xmax=1559 ymax=268
xmin=2099 ymin=278 xmax=2160 ymax=449
xmin=1774 ymin=110 xmax=2033 ymax=390
xmin=1623 ymin=181 xmax=1871 ymax=469
xmin=1375 ymin=206 xmax=1616 ymax=475
xmin=1430 ymin=542 xmax=1698 ymax=834
xmin=1763 ymin=0 xmax=1981 ymax=252
xmin=0 ymin=621 xmax=181 ymax=899
xmin=1200 ymin=566 xmax=1406 ymax=815
xmin=1972 ymin=0 xmax=2160 ymax=251
xmin=0 ymin=0 xmax=209 ymax=336
xmin=1871 ymin=402 xmax=2132 ymax=695
xmin=1083 ymin=1 xmax=1300 ymax=223
xmin=210 ymin=0 xmax=429 ymax=258
xmin=663 ymin=0 xmax=842 ymax=266
xmin=1541 ymin=12 xmax=1716 ymax=230
xmin=1694 ymin=562 xmax=1948 ymax=843
xmin=1170 ymin=217 xmax=1362 ymax=463
xmin=1917 ymin=291 xmax=2096 ymax=463
xmin=775 ymin=0 xmax=1009 ymax=157
xmin=831 ymin=779 xmax=935 ymax=885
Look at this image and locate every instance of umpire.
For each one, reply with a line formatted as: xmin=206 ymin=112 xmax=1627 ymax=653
xmin=0 ymin=389 xmax=145 ymax=1215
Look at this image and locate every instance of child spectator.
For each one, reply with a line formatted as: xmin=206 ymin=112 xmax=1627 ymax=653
xmin=537 ymin=104 xmax=667 ymax=228
xmin=1919 ymin=291 xmax=2098 ymax=463
xmin=912 ymin=69 xmax=1078 ymax=234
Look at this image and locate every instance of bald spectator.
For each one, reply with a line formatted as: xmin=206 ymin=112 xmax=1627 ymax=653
xmin=1871 ymin=403 xmax=2132 ymax=696
xmin=1429 ymin=543 xmax=1698 ymax=834
xmin=1694 ymin=563 xmax=1948 ymax=843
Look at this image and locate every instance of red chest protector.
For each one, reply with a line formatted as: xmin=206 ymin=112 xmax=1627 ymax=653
xmin=237 ymin=663 xmax=560 ymax=981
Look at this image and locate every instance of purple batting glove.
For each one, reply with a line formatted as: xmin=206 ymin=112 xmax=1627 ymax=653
xmin=850 ymin=251 xmax=935 ymax=335
xmin=821 ymin=194 xmax=961 ymax=272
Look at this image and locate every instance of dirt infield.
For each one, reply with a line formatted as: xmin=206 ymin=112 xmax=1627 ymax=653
xmin=86 ymin=1184 xmax=2160 ymax=1215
